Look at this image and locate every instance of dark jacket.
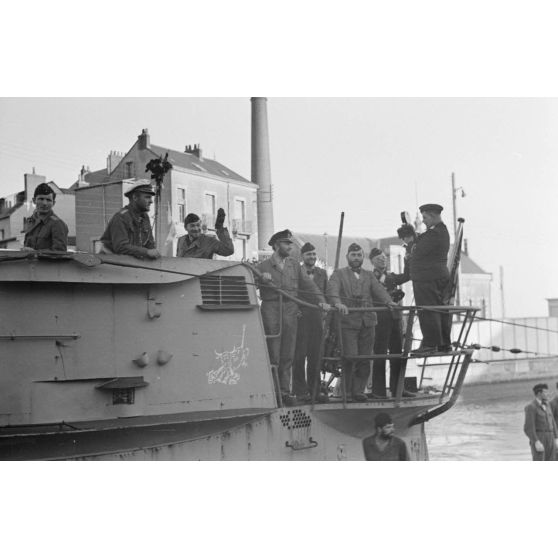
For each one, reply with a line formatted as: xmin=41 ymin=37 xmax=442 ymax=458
xmin=299 ymin=266 xmax=328 ymax=316
xmin=256 ymin=255 xmax=326 ymax=305
xmin=100 ymin=205 xmax=155 ymax=258
xmin=326 ymin=267 xmax=392 ymax=329
xmin=410 ymin=222 xmax=450 ymax=282
xmin=176 ymin=228 xmax=234 ymax=259
xmin=523 ymin=399 xmax=558 ymax=444
xmin=23 ymin=210 xmax=68 ymax=251
xmin=390 ymin=241 xmax=413 ymax=286
xmin=551 ymin=396 xmax=558 ymax=427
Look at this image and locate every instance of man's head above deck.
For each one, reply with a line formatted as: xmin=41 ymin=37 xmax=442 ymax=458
xmin=346 ymin=243 xmax=364 ymax=270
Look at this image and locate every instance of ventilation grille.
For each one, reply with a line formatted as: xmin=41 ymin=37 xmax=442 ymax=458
xmin=279 ymin=410 xmax=312 ymax=431
xmin=200 ymin=275 xmax=250 ymax=306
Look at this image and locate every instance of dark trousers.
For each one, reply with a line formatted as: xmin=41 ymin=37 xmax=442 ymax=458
xmin=293 ymin=310 xmax=324 ymax=397
xmin=413 ymin=279 xmax=452 ymax=348
xmin=261 ymin=300 xmax=299 ymax=394
xmin=372 ymin=311 xmax=403 ymax=396
xmin=530 ymin=432 xmax=557 ymax=461
xmin=341 ymin=325 xmax=375 ymax=396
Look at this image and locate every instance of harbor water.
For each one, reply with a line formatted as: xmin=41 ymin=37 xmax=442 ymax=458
xmin=426 ymin=376 xmax=557 ymax=460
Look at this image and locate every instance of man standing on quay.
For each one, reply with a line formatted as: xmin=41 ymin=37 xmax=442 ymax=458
xmin=524 ymin=383 xmax=558 ymax=461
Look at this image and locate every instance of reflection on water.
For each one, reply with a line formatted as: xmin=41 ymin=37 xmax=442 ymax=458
xmin=426 ymin=377 xmax=556 ymax=461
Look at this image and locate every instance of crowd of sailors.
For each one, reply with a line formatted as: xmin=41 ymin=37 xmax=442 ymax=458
xmin=19 ymin=179 xmax=452 ymax=407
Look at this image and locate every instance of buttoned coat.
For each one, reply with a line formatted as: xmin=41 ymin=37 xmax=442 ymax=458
xmin=410 ymin=222 xmax=450 ymax=282
xmin=523 ymin=399 xmax=558 ymax=444
xmin=326 ymin=267 xmax=392 ymax=329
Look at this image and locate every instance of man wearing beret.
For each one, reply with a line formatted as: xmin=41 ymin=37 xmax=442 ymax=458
xmin=292 ymin=242 xmax=329 ymax=403
xmin=176 ymin=209 xmax=234 ymax=259
xmin=257 ymin=230 xmax=330 ymax=406
xmin=362 ymin=412 xmax=410 ymax=461
xmin=368 ymin=247 xmax=414 ymax=398
xmin=326 ymin=243 xmax=393 ymax=402
xmin=410 ymin=204 xmax=452 ymax=355
xmin=523 ymin=383 xmax=558 ymax=461
xmin=22 ymin=183 xmax=69 ymax=252
xmin=100 ymin=179 xmax=160 ymax=259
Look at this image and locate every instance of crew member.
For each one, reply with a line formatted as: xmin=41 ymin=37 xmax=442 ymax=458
xmin=176 ymin=209 xmax=234 ymax=259
xmin=326 ymin=243 xmax=393 ymax=402
xmin=550 ymin=381 xmax=558 ymax=432
xmin=100 ymin=179 xmax=160 ymax=259
xmin=524 ymin=383 xmax=558 ymax=461
xmin=410 ymin=203 xmax=451 ymax=355
xmin=257 ymin=230 xmax=330 ymax=406
xmin=292 ymin=242 xmax=329 ymax=403
xmin=362 ymin=412 xmax=410 ymax=461
xmin=368 ymin=247 xmax=414 ymax=398
xmin=390 ymin=223 xmax=416 ymax=286
xmin=23 ymin=183 xmax=69 ymax=251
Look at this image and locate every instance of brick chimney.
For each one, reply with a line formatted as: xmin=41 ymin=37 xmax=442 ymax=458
xmin=107 ymin=151 xmax=124 ymax=174
xmin=138 ymin=128 xmax=150 ymax=150
xmin=185 ymin=143 xmax=203 ymax=160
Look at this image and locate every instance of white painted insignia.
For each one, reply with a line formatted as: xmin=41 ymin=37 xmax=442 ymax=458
xmin=207 ymin=325 xmax=249 ymax=385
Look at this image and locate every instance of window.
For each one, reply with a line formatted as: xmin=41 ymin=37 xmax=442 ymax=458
xmin=234 ymin=199 xmax=245 ymax=222
xmin=125 ymin=161 xmax=135 ymax=179
xmin=177 ymin=188 xmax=186 ymax=223
xmin=0 ymin=230 xmax=4 ymax=240
xmin=204 ymin=193 xmax=216 ymax=221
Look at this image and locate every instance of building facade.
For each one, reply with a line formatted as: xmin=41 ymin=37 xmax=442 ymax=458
xmin=74 ymin=130 xmax=259 ymax=259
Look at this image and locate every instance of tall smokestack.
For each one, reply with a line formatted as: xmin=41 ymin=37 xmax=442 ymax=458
xmin=251 ymin=97 xmax=274 ymax=251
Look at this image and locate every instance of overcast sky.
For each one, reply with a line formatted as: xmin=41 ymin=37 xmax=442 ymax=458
xmin=1 ymin=97 xmax=557 ymax=318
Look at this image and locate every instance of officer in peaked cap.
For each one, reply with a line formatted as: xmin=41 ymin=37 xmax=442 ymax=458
xmin=410 ymin=202 xmax=451 ymax=355
xmin=256 ymin=230 xmax=330 ymax=406
xmin=326 ymin=241 xmax=393 ymax=402
xmin=99 ymin=179 xmax=160 ymax=259
xmin=293 ymin=241 xmax=330 ymax=403
xmin=268 ymin=229 xmax=294 ymax=246
xmin=23 ymin=182 xmax=69 ymax=251
xmin=176 ymin=206 xmax=234 ymax=259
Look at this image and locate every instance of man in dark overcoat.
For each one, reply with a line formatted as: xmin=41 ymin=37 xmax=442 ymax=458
xmin=524 ymin=383 xmax=558 ymax=461
xmin=410 ymin=203 xmax=451 ymax=355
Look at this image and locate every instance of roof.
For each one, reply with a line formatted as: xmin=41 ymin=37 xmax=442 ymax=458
xmin=149 ymin=145 xmax=252 ymax=184
xmin=0 ymin=201 xmax=23 ymax=220
xmin=69 ymin=168 xmax=111 ymax=189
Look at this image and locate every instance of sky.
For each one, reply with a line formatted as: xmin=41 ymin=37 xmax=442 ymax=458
xmin=1 ymin=97 xmax=557 ymax=318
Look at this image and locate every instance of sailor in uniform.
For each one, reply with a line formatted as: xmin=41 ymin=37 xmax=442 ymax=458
xmin=524 ymin=383 xmax=558 ymax=461
xmin=292 ymin=242 xmax=329 ymax=403
xmin=99 ymin=179 xmax=160 ymax=259
xmin=176 ymin=210 xmax=234 ymax=259
xmin=257 ymin=230 xmax=330 ymax=405
xmin=23 ymin=183 xmax=69 ymax=251
xmin=326 ymin=243 xmax=393 ymax=402
xmin=410 ymin=203 xmax=451 ymax=355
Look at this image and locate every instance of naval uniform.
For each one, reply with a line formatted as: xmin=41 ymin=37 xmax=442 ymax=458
xmin=523 ymin=399 xmax=558 ymax=461
xmin=410 ymin=222 xmax=451 ymax=349
xmin=256 ymin=253 xmax=326 ymax=395
xmin=292 ymin=265 xmax=328 ymax=398
xmin=100 ymin=204 xmax=155 ymax=258
xmin=371 ymin=269 xmax=404 ymax=397
xmin=362 ymin=434 xmax=410 ymax=461
xmin=23 ymin=210 xmax=68 ymax=251
xmin=176 ymin=228 xmax=234 ymax=259
xmin=326 ymin=267 xmax=392 ymax=398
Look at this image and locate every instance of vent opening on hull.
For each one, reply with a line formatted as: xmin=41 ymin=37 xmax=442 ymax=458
xmin=198 ymin=275 xmax=254 ymax=310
